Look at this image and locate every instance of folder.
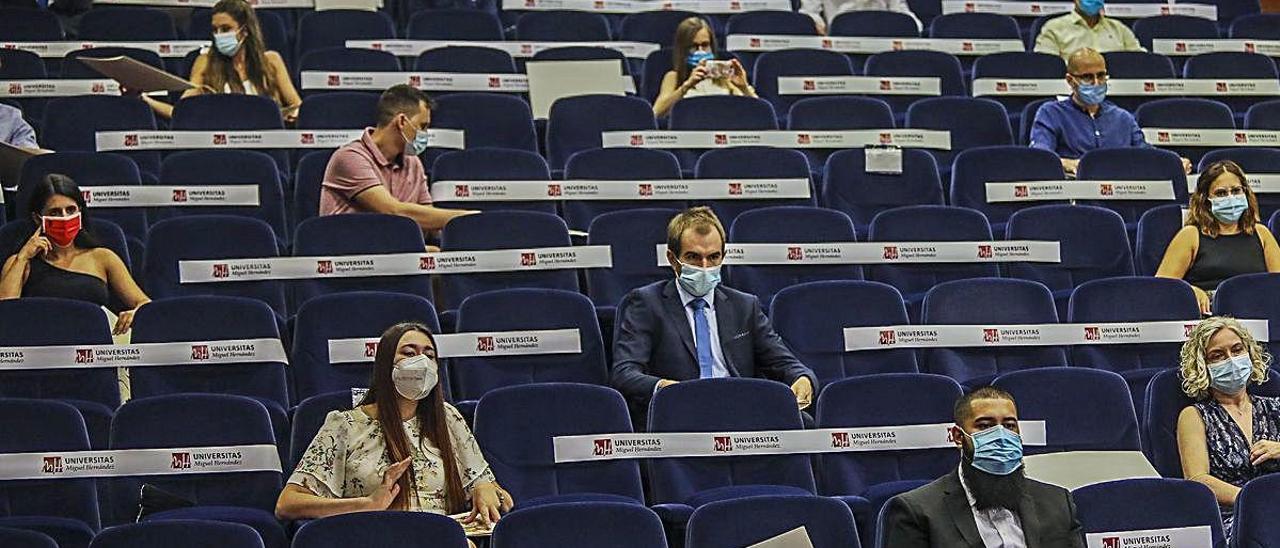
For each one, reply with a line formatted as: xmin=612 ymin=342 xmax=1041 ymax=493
xmin=77 ymin=55 xmax=196 ymax=93
xmin=0 ymin=141 xmax=52 ymax=192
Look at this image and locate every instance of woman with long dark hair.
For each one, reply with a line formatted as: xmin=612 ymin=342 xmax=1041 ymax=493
xmin=652 ymin=17 xmax=755 ymax=117
xmin=0 ymin=174 xmax=149 ymax=335
xmin=277 ymin=322 xmax=513 ymax=527
xmin=141 ymin=0 xmax=302 ymax=121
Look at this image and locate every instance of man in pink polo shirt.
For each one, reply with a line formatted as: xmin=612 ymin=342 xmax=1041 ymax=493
xmin=319 ymin=84 xmax=476 ymax=230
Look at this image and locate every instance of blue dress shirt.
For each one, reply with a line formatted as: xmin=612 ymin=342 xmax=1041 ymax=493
xmin=1029 ymin=97 xmax=1148 ymax=160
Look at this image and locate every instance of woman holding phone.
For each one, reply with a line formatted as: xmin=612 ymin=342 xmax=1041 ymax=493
xmin=0 ymin=174 xmax=150 ymax=335
xmin=653 ymin=17 xmax=756 ymax=117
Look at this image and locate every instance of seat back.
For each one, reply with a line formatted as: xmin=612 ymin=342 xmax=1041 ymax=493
xmin=821 ymin=148 xmax=943 ymax=234
xmin=1103 ymin=51 xmax=1178 ymax=111
xmin=288 ymin=391 xmax=352 ymax=470
xmin=143 ymin=215 xmax=287 ymax=318
xmin=1135 ymin=204 xmax=1183 ymax=277
xmin=752 ymin=49 xmax=855 ymax=124
xmin=862 ymin=50 xmax=966 ymax=118
xmin=298 ymin=47 xmax=402 ymax=76
xmin=0 ymin=528 xmax=56 ymax=548
xmin=1072 ymin=479 xmax=1227 ymax=548
xmin=1214 ymin=273 xmax=1280 ymax=356
xmin=788 ymin=97 xmax=896 ymax=172
xmin=293 ymin=511 xmax=467 ymax=548
xmin=87 ymin=520 xmax=265 ymax=548
xmin=18 ymin=151 xmax=148 ymax=242
xmin=994 ymin=368 xmax=1141 ymax=454
xmin=474 ymin=383 xmax=643 ymax=504
xmin=157 ymin=150 xmax=287 ymax=248
xmin=0 ymin=298 xmax=118 ymax=407
xmin=429 ymin=148 xmax=555 ymax=215
xmin=407 ymin=8 xmax=504 ymax=40
xmin=564 ymin=148 xmax=683 ymax=233
xmin=1231 ymin=13 xmax=1280 ymax=39
xmin=0 ymin=8 xmax=63 ymax=40
xmin=1076 ymin=147 xmax=1189 ymax=226
xmin=170 ymin=94 xmax=290 ymax=182
xmin=0 ymin=398 xmax=99 ymax=529
xmin=693 ymin=146 xmax=815 ymax=228
xmin=437 ymin=211 xmax=577 ymax=310
xmin=515 ymin=10 xmax=611 ymax=41
xmin=928 ymin=12 xmax=1019 ymax=71
xmin=642 ymin=48 xmax=674 ymax=104
xmin=1135 ymin=98 xmax=1237 ymax=166
xmin=546 ymin=94 xmax=657 ymax=174
xmin=727 ymin=206 xmax=861 ymax=309
xmin=585 ymin=208 xmax=679 ymax=308
xmin=949 ymin=145 xmax=1066 ymax=232
xmin=1133 ymin=15 xmax=1220 ymax=50
xmin=296 ymin=9 xmax=396 ymax=59
xmin=426 ymin=93 xmax=538 ymax=168
xmin=1231 ymin=471 xmax=1280 ymax=548
xmin=971 ymin=52 xmax=1066 ymax=129
xmin=414 ymin=46 xmax=517 ymax=73
xmin=905 ymin=97 xmax=1012 ymax=180
xmin=292 ymin=213 xmax=432 ymax=307
xmin=1184 ymin=52 xmax=1279 ymax=117
xmin=619 ymin=11 xmax=702 ymax=44
xmin=669 ymin=95 xmax=778 ymax=171
xmin=79 ymin=7 xmax=176 ymax=40
xmin=292 ymin=150 xmax=334 ymax=233
xmin=41 ymin=96 xmax=160 ymax=180
xmin=686 ymin=495 xmax=859 ymax=548
xmin=297 ymin=93 xmax=378 ymax=129
xmin=1005 ymin=204 xmax=1135 ymax=318
xmin=1070 ymin=276 xmax=1199 ymax=374
xmin=829 ymin=10 xmax=920 ymax=37
xmin=492 ymin=502 xmax=666 ymax=548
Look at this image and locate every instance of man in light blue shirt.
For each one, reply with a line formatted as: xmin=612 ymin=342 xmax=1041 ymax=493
xmin=1029 ymin=48 xmax=1191 ymax=176
xmin=0 ymin=103 xmax=38 ymax=150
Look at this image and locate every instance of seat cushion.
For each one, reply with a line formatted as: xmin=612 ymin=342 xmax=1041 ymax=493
xmin=145 ymin=506 xmax=283 ymax=548
xmin=518 ymin=492 xmax=641 ymax=509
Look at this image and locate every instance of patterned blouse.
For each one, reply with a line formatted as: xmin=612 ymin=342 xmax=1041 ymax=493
xmin=1192 ymin=395 xmax=1280 ymax=531
xmin=288 ymin=404 xmax=496 ymax=514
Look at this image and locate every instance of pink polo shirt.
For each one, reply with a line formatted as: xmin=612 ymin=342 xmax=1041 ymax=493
xmin=319 ymin=128 xmax=431 ymax=216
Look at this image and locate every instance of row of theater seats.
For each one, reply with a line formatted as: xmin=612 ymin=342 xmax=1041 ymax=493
xmin=1 ymin=367 xmax=1271 ymax=548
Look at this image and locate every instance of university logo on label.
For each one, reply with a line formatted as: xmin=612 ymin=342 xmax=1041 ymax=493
xmin=171 ymin=452 xmax=192 ymax=469
xmin=1185 ymin=323 xmax=1196 ymax=337
xmin=1084 ymin=326 xmax=1100 ymax=341
xmin=749 ymin=37 xmax=762 ymax=48
xmin=76 ymin=348 xmax=94 ymax=363
xmin=316 ymin=260 xmax=334 ymax=274
xmin=327 ymin=74 xmax=340 ymax=86
xmin=977 ymin=245 xmax=992 ymax=259
xmin=714 ymin=134 xmax=729 ymax=145
xmin=879 ymin=79 xmax=892 ymax=91
xmin=191 ymin=344 xmax=210 ymax=360
xmin=728 ymin=183 xmax=743 ymax=195
xmin=983 ymin=328 xmax=1000 ymax=343
xmin=520 ymin=252 xmax=538 ymax=266
xmin=299 ymin=133 xmax=315 ymax=145
xmin=42 ymin=456 xmax=63 ymax=474
xmin=1174 ymin=42 xmax=1188 ymax=53
xmin=1157 ymin=131 xmax=1171 ymax=143
xmin=802 ymin=80 xmax=815 ymax=91
xmin=729 ymin=0 xmax=741 ymax=9
xmin=787 ymin=246 xmax=804 ymax=260
xmin=961 ymin=41 xmax=974 ymax=52
xmin=408 ymin=75 xmax=422 ymax=88
xmin=879 ymin=132 xmax=893 ymax=145
xmin=82 ymin=190 xmax=93 ymax=202
xmin=158 ymin=44 xmax=172 ymax=54
xmin=1100 ymin=184 xmax=1114 ymax=196
xmin=455 ymin=185 xmax=470 ymax=198
xmin=1144 ymin=82 xmax=1156 ymax=92
xmin=520 ymin=44 xmax=534 ymax=55
xmin=212 ymin=133 xmax=228 ymax=145
xmin=995 ymin=81 xmax=1008 ymax=92
xmin=593 ymin=0 xmax=605 ymax=8
xmin=891 ymin=40 xmax=904 ymax=50
xmin=796 ymin=133 xmax=811 ymax=145
xmin=713 ymin=436 xmax=733 ymax=452
xmin=1101 ymin=538 xmax=1120 ymax=548
xmin=1030 ymin=4 xmax=1042 ymax=12
xmin=547 ymin=184 xmax=562 ymax=197
xmin=476 ymin=336 xmax=495 ymax=352
xmin=1236 ymin=133 xmax=1249 ymax=144
xmin=638 ymin=183 xmax=653 ymax=196
xmin=820 ymin=39 xmax=832 ymax=49
xmin=364 ymin=341 xmax=378 ymax=358
xmin=1014 ymin=185 xmax=1029 ymax=198
xmin=212 ymin=263 xmax=230 ymax=278
xmin=963 ymin=2 xmax=975 ymax=11
xmin=882 ymin=246 xmax=899 ymax=260
xmin=523 ymin=0 xmax=535 ymax=6
xmin=1245 ymin=42 xmax=1256 ymax=53
xmin=831 ymin=432 xmax=851 ymax=448
xmin=123 ymin=134 xmax=140 ymax=147
xmin=172 ymin=189 xmax=188 ymax=202
xmin=879 ymin=330 xmax=897 ymax=345
xmin=488 ymin=76 xmax=501 ymax=88
xmin=1159 ymin=4 xmax=1170 ymax=14
xmin=630 ymin=134 xmax=645 ymax=146
xmin=7 ymin=82 xmax=20 ymax=94
xmin=593 ymin=438 xmax=613 ymax=456
xmin=1216 ymin=82 xmax=1228 ymax=93
xmin=419 ymin=256 xmax=435 ymax=270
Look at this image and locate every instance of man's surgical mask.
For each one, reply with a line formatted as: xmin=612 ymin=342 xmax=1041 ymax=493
xmin=400 ymin=117 xmax=430 ymax=156
xmin=1076 ymin=82 xmax=1108 ymax=105
xmin=677 ymin=263 xmax=721 ymax=297
xmin=392 ymin=354 xmax=439 ymax=401
xmin=964 ymin=425 xmax=1024 ymax=476
xmin=1079 ymin=0 xmax=1104 ymax=16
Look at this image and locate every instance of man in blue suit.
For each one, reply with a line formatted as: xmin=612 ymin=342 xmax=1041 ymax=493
xmin=611 ymin=207 xmax=816 ymax=422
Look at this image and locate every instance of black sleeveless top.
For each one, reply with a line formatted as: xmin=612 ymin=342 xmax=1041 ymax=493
xmin=23 ymin=258 xmax=110 ymax=307
xmin=1184 ymin=231 xmax=1267 ymax=291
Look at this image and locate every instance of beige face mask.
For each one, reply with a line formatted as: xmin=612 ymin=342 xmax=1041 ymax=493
xmin=391 ymin=354 xmax=438 ymax=400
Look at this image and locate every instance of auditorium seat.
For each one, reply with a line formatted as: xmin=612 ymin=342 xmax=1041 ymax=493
xmin=292 ymin=511 xmax=466 ymax=548
xmin=1231 ymin=473 xmax=1280 ymax=548
xmin=816 ymin=374 xmax=961 ymax=547
xmin=287 ymin=391 xmax=350 ymax=471
xmin=927 ymin=12 xmax=1020 ymax=72
xmin=1102 ymin=51 xmax=1179 ymax=112
xmin=158 ymin=150 xmax=289 ymax=249
xmin=41 ymin=96 xmax=160 ymax=182
xmin=772 ymin=281 xmax=920 ymax=387
xmin=0 ymin=49 xmax=48 ymax=130
xmin=430 ymin=148 xmax=555 ymax=215
xmin=1184 ymin=52 xmax=1279 ymax=124
xmin=425 ymin=93 xmax=538 ymax=170
xmin=143 ymin=215 xmax=287 ymax=319
xmin=1230 ymin=13 xmax=1280 ymax=39
xmin=1073 ymin=479 xmax=1227 ymax=548
xmin=1076 ymin=147 xmax=1189 ymax=237
xmin=862 ymin=50 xmax=966 ymax=123
xmin=619 ymin=11 xmax=701 ymax=45
xmin=80 ymin=7 xmax=176 ymax=41
xmin=414 ymin=46 xmax=518 ymax=74
xmin=1199 ymin=147 xmax=1280 ymax=223
xmin=0 ymin=399 xmax=100 ymax=548
xmin=492 ymin=502 xmax=666 ymax=548
xmin=726 ymin=206 xmax=861 ymax=308
xmin=474 ymin=383 xmax=644 ymax=506
xmin=170 ymin=94 xmax=291 ymax=186
xmin=296 ymin=9 xmax=396 ymax=60
xmin=451 ymin=289 xmax=608 ymax=415
xmin=547 ymin=94 xmax=657 ymax=177
xmin=296 ymin=93 xmax=378 ymax=130
xmin=922 ymin=278 xmax=1068 ymax=386
xmin=290 ymin=150 xmax=333 ymax=234
xmin=564 ymin=148 xmax=683 ymax=232
xmin=1005 ymin=204 xmax=1135 ymax=318
xmin=687 ymin=495 xmax=859 ymax=548
xmin=1018 ymin=97 xmax=1052 ymax=146
xmin=17 ymin=152 xmax=148 ymax=244
xmin=515 ymin=10 xmax=611 ymax=41
xmin=1203 ymin=0 xmax=1262 ymax=34
xmin=1135 ymin=98 xmax=1236 ymax=166
xmin=866 ymin=205 xmax=998 ymax=320
xmin=906 ymin=97 xmax=1012 ymax=183
xmin=585 ymin=208 xmax=676 ymax=310
xmin=531 ymin=46 xmax=633 ymax=84
xmin=647 ymin=378 xmax=816 ymax=526
xmin=641 ymin=48 xmax=676 ymax=105
xmin=1214 ymin=273 xmax=1280 ymax=357
xmin=724 ymin=10 xmax=819 ymax=70
xmin=693 ymin=147 xmax=816 ymax=228
xmin=820 ymin=148 xmax=943 ymax=236
xmin=0 ymin=528 xmax=57 ymax=548
xmin=950 ymin=145 xmax=1067 ymax=235
xmin=297 ymin=48 xmax=400 ymax=97
xmin=1132 ymin=15 xmax=1219 ymax=73
xmin=789 ymin=96 xmax=896 ymax=178
xmin=406 ymin=8 xmax=504 ymax=40
xmin=438 ymin=210 xmax=579 ymax=309
xmin=291 ymin=291 xmax=440 ymax=402
xmin=62 ymin=47 xmax=166 ymax=80
xmin=1144 ymin=367 xmax=1280 ymax=478
xmin=829 ymin=9 xmax=919 ymax=38
xmin=752 ymin=49 xmax=856 ymax=127
xmin=972 ymin=52 xmax=1066 ymax=132
xmin=994 ymin=368 xmax=1141 ymax=454
xmin=109 ymin=394 xmax=285 ymax=548
xmin=669 ymin=95 xmax=778 ymax=173
xmin=88 ymin=520 xmax=265 ymax=548
xmin=1246 ymin=98 xmax=1280 ymax=130
xmin=292 ymin=213 xmax=433 ymax=308
xmin=0 ymin=7 xmax=63 ymax=41
xmin=1135 ymin=204 xmax=1182 ymax=277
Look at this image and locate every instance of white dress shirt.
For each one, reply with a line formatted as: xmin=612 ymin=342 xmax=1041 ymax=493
xmin=675 ymin=282 xmax=730 ymax=379
xmin=799 ymin=0 xmax=922 ymax=31
xmin=957 ymin=466 xmax=1028 ymax=548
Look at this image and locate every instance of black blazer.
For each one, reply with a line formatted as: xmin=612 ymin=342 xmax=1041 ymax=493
xmin=880 ymin=470 xmax=1086 ymax=548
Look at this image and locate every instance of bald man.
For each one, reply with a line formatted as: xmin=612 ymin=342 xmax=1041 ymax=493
xmin=1030 ymin=48 xmax=1192 ymax=176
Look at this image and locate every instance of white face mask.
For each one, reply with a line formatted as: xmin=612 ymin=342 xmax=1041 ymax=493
xmin=391 ymin=354 xmax=439 ymax=401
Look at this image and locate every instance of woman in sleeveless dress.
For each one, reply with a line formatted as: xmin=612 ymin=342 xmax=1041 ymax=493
xmin=1176 ymin=316 xmax=1280 ymax=541
xmin=1156 ymin=160 xmax=1280 ymax=314
xmin=653 ymin=17 xmax=757 ymax=118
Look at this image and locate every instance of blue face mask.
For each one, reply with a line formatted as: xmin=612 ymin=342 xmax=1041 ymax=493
xmin=1076 ymin=82 xmax=1107 ymax=105
xmin=1209 ymin=353 xmax=1253 ymax=395
xmin=686 ymin=50 xmax=715 ymax=68
xmin=965 ymin=425 xmax=1024 ymax=476
xmin=1210 ymin=194 xmax=1248 ymax=224
xmin=400 ymin=118 xmax=430 ymax=157
xmin=213 ymin=31 xmax=242 ymax=57
xmin=1078 ymin=0 xmax=1104 ymax=16
xmin=677 ymin=263 xmax=721 ymax=297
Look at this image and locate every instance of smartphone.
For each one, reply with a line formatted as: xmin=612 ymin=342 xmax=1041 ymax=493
xmin=704 ymin=60 xmax=734 ymax=80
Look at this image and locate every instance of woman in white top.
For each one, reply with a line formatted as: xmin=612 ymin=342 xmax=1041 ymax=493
xmin=653 ymin=17 xmax=756 ymax=118
xmin=276 ymin=322 xmax=513 ymax=531
xmin=141 ymin=0 xmax=302 ymax=121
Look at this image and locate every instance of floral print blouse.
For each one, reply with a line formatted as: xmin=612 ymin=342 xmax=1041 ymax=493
xmin=288 ymin=403 xmax=496 ymax=513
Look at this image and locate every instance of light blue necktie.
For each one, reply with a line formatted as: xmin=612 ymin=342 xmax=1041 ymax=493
xmin=691 ymin=298 xmax=715 ymax=379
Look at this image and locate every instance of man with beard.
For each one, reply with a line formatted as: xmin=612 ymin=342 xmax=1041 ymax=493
xmin=879 ymin=387 xmax=1085 ymax=547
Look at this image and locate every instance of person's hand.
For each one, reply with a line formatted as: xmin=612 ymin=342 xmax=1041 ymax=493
xmin=682 ymin=65 xmax=709 ymax=91
xmin=364 ymin=457 xmax=412 ymax=511
xmin=118 ymin=84 xmax=143 ymax=97
xmin=1251 ymin=440 xmax=1280 ymax=465
xmin=729 ymin=59 xmax=749 ymax=88
xmin=113 ymin=308 xmax=139 ymax=335
xmin=17 ymin=230 xmax=51 ymax=262
xmin=1181 ymin=157 xmax=1194 ymax=174
xmin=814 ymin=18 xmax=827 ymax=35
xmin=1192 ymin=285 xmax=1211 ymax=315
xmin=1060 ymin=158 xmax=1080 ymax=177
xmin=464 ymin=482 xmax=511 ymax=527
xmin=656 ymin=379 xmax=679 ymax=390
xmin=791 ymin=376 xmax=813 ymax=409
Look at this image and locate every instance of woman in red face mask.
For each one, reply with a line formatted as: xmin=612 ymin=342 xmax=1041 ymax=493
xmin=0 ymin=174 xmax=150 ymax=335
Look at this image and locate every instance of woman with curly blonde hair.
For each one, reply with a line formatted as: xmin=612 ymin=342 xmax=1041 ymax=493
xmin=1176 ymin=316 xmax=1279 ymax=538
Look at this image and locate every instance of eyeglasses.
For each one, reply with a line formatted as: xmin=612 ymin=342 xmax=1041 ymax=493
xmin=1070 ymin=71 xmax=1109 ymax=85
xmin=1211 ymin=186 xmax=1247 ymax=198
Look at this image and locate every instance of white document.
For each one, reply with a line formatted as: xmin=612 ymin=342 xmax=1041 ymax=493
xmin=526 ymin=60 xmax=628 ymax=119
xmin=748 ymin=527 xmax=816 ymax=548
xmin=865 ymin=146 xmax=903 ymax=174
xmin=1023 ymin=451 xmax=1159 ymax=491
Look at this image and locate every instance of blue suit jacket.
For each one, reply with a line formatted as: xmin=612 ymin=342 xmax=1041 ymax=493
xmin=610 ymin=279 xmax=815 ymax=408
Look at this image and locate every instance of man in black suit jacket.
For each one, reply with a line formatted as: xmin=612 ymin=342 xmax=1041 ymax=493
xmin=880 ymin=386 xmax=1086 ymax=548
xmin=610 ymin=207 xmax=816 ymax=420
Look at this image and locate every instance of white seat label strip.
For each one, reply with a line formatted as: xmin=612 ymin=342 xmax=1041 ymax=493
xmin=1152 ymin=39 xmax=1280 ymax=57
xmin=603 ymin=129 xmax=952 ymax=150
xmin=972 ymin=78 xmax=1071 ymax=97
xmin=430 ymin=178 xmax=811 ymax=202
xmin=504 ymin=0 xmax=790 ymax=14
xmin=1143 ymin=128 xmax=1280 ymax=148
xmin=778 ymin=76 xmax=941 ymax=96
xmin=346 ymin=39 xmax=659 ymax=59
xmin=985 ymin=180 xmax=1175 ymax=202
xmin=943 ymin=1 xmax=1216 ymax=19
xmin=1085 ymin=526 xmax=1213 ymax=548
xmin=1108 ymin=79 xmax=1280 ymax=96
xmin=0 ymin=41 xmax=207 ymax=58
xmin=1187 ymin=173 xmax=1280 ymax=194
xmin=653 ymin=241 xmax=1061 ymax=266
xmin=95 ymin=129 xmax=464 ymax=151
xmin=0 ymin=445 xmax=281 ymax=480
xmin=179 ymin=246 xmax=613 ymax=283
xmin=724 ymin=35 xmax=1024 ymax=55
xmin=298 ymin=71 xmax=635 ymax=94
xmin=0 ymin=338 xmax=287 ymax=370
xmin=328 ymin=329 xmax=582 ymax=362
xmin=0 ymin=80 xmax=120 ymax=97
xmin=844 ymin=320 xmax=1270 ymax=351
xmin=553 ymin=421 xmax=1048 ymax=462
xmin=81 ymin=185 xmax=260 ymax=207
